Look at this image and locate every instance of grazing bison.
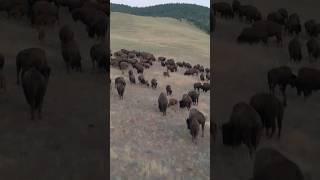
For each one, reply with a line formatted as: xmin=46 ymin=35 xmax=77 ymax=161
xmin=166 ymin=85 xmax=172 ymax=96
xmin=168 ymin=98 xmax=178 ymax=107
xmin=268 ymin=66 xmax=296 ymax=105
xmin=163 ymin=71 xmax=170 ymax=77
xmin=158 ymin=92 xmax=168 ymax=116
xmin=222 ymin=102 xmax=263 ymax=156
xmin=179 ymin=94 xmax=192 ymax=110
xmin=59 ymin=25 xmax=74 ymax=44
xmin=288 ymin=37 xmax=302 ymax=62
xmin=295 ymin=67 xmax=320 ymax=97
xmin=16 ymin=48 xmax=51 ymax=84
xmin=202 ymin=83 xmax=210 ymax=92
xmin=151 ymin=78 xmax=157 ymax=89
xmin=129 ymin=74 xmax=135 ymax=84
xmin=200 ymin=73 xmax=205 ymax=81
xmin=184 ymin=68 xmax=198 ymax=76
xmin=21 ymin=67 xmax=48 ymax=120
xmin=250 ymin=93 xmax=284 ymax=138
xmin=286 ymin=13 xmax=301 ymax=34
xmin=90 ymin=43 xmax=108 ymax=72
xmin=138 ymin=74 xmax=149 ymax=86
xmin=61 ymin=40 xmax=82 ymax=73
xmin=251 ymin=148 xmax=305 ymax=180
xmin=194 ymin=82 xmax=202 ymax=92
xmin=306 ymin=38 xmax=320 ymax=62
xmin=115 ymin=77 xmax=126 ymax=99
xmin=188 ymin=90 xmax=200 ymax=105
xmin=238 ymin=5 xmax=262 ymax=23
xmin=213 ymin=2 xmax=234 ymax=19
xmin=188 ymin=108 xmax=206 ymax=137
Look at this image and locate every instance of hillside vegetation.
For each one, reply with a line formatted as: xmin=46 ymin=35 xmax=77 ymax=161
xmin=111 ymin=3 xmax=210 ymax=33
xmin=111 ymin=12 xmax=210 ymax=66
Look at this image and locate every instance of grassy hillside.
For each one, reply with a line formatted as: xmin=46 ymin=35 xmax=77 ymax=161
xmin=110 ymin=12 xmax=210 ymax=67
xmin=111 ymin=3 xmax=210 ymax=33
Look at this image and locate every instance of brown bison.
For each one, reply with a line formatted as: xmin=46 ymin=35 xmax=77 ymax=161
xmin=158 ymin=92 xmax=168 ymax=116
xmin=61 ymin=40 xmax=82 ymax=73
xmin=168 ymin=98 xmax=178 ymax=107
xmin=151 ymin=78 xmax=157 ymax=89
xmin=238 ymin=5 xmax=262 ymax=23
xmin=288 ymin=37 xmax=302 ymax=62
xmin=251 ymin=148 xmax=305 ymax=180
xmin=21 ymin=67 xmax=48 ymax=120
xmin=115 ymin=77 xmax=126 ymax=99
xmin=268 ymin=66 xmax=296 ymax=105
xmin=187 ymin=108 xmax=206 ymax=137
xmin=306 ymin=38 xmax=320 ymax=62
xmin=295 ymin=67 xmax=320 ymax=97
xmin=188 ymin=90 xmax=199 ymax=105
xmin=222 ymin=102 xmax=263 ymax=156
xmin=90 ymin=43 xmax=108 ymax=72
xmin=16 ymin=48 xmax=51 ymax=85
xmin=286 ymin=13 xmax=301 ymax=34
xmin=194 ymin=82 xmax=202 ymax=92
xmin=179 ymin=94 xmax=192 ymax=110
xmin=250 ymin=93 xmax=284 ymax=138
xmin=213 ymin=2 xmax=234 ymax=19
xmin=202 ymin=82 xmax=210 ymax=92
xmin=166 ymin=85 xmax=172 ymax=96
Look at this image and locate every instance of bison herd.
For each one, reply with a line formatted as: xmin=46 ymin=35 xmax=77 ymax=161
xmin=0 ymin=0 xmax=108 ymax=120
xmin=213 ymin=1 xmax=313 ymax=179
xmin=111 ymin=48 xmax=211 ymax=144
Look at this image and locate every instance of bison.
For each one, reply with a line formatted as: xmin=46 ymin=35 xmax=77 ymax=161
xmin=166 ymin=85 xmax=172 ymax=96
xmin=286 ymin=13 xmax=301 ymax=34
xmin=158 ymin=92 xmax=168 ymax=116
xmin=288 ymin=37 xmax=302 ymax=62
xmin=16 ymin=48 xmax=51 ymax=85
xmin=306 ymin=38 xmax=320 ymax=62
xmin=61 ymin=40 xmax=82 ymax=73
xmin=179 ymin=94 xmax=192 ymax=110
xmin=194 ymin=82 xmax=202 ymax=92
xmin=21 ymin=67 xmax=48 ymax=120
xmin=168 ymin=98 xmax=178 ymax=107
xmin=295 ymin=67 xmax=320 ymax=97
xmin=115 ymin=77 xmax=126 ymax=99
xmin=151 ymin=78 xmax=157 ymax=89
xmin=90 ymin=43 xmax=108 ymax=72
xmin=202 ymin=82 xmax=210 ymax=92
xmin=188 ymin=90 xmax=199 ymax=105
xmin=250 ymin=93 xmax=284 ymax=138
xmin=251 ymin=148 xmax=305 ymax=180
xmin=222 ymin=102 xmax=263 ymax=156
xmin=188 ymin=108 xmax=206 ymax=137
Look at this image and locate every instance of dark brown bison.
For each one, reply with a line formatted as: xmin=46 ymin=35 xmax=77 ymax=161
xmin=267 ymin=11 xmax=286 ymax=25
xmin=119 ymin=61 xmax=129 ymax=74
xmin=184 ymin=68 xmax=198 ymax=76
xmin=194 ymin=82 xmax=202 ymax=92
xmin=187 ymin=108 xmax=206 ymax=137
xmin=151 ymin=78 xmax=157 ymax=89
xmin=59 ymin=25 xmax=74 ymax=44
xmin=166 ymin=85 xmax=172 ymax=96
xmin=168 ymin=98 xmax=178 ymax=107
xmin=86 ymin=13 xmax=107 ymax=40
xmin=232 ymin=0 xmax=241 ymax=15
xmin=252 ymin=20 xmax=283 ymax=44
xmin=16 ymin=48 xmax=51 ymax=85
xmin=188 ymin=90 xmax=199 ymax=105
xmin=129 ymin=74 xmax=135 ymax=84
xmin=288 ymin=37 xmax=302 ymax=62
xmin=90 ymin=43 xmax=108 ymax=72
xmin=278 ymin=8 xmax=288 ymax=22
xmin=138 ymin=74 xmax=149 ymax=86
xmin=268 ymin=66 xmax=296 ymax=105
xmin=238 ymin=5 xmax=262 ymax=23
xmin=250 ymin=93 xmax=284 ymax=138
xmin=206 ymin=73 xmax=210 ymax=81
xmin=61 ymin=40 xmax=82 ymax=73
xmin=306 ymin=38 xmax=320 ymax=62
xmin=202 ymin=82 xmax=210 ymax=92
xmin=163 ymin=71 xmax=170 ymax=77
xmin=158 ymin=92 xmax=168 ymax=116
xmin=213 ymin=2 xmax=234 ymax=18
xmin=158 ymin=56 xmax=166 ymax=62
xmin=21 ymin=67 xmax=48 ymax=120
xmin=200 ymin=73 xmax=205 ymax=81
xmin=186 ymin=115 xmax=199 ymax=144
xmin=286 ymin=13 xmax=301 ymax=34
xmin=295 ymin=67 xmax=320 ymax=97
xmin=222 ymin=102 xmax=263 ymax=156
xmin=251 ymin=148 xmax=305 ymax=180
xmin=31 ymin=1 xmax=59 ymax=27
xmin=115 ymin=77 xmax=126 ymax=99
xmin=179 ymin=94 xmax=192 ymax=110
xmin=133 ymin=63 xmax=144 ymax=74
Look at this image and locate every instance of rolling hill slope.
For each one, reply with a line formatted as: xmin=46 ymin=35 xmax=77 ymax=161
xmin=110 ymin=12 xmax=210 ymax=67
xmin=111 ymin=3 xmax=210 ymax=33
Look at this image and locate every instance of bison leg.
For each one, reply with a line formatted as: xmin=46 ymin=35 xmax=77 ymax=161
xmin=201 ymin=123 xmax=204 ymax=137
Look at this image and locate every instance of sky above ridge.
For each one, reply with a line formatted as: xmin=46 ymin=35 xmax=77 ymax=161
xmin=110 ymin=0 xmax=210 ymax=8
